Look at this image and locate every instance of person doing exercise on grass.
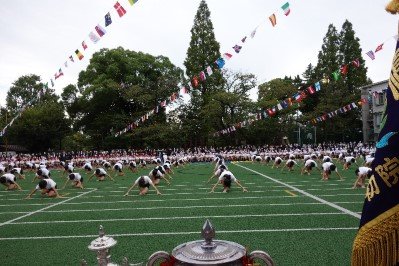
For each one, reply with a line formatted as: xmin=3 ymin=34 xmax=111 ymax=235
xmin=281 ymin=159 xmax=297 ymax=172
xmin=32 ymin=168 xmax=51 ymax=183
xmin=10 ymin=167 xmax=25 ymax=179
xmin=124 ymin=175 xmax=161 ymax=196
xmin=62 ymin=173 xmax=84 ymax=189
xmin=26 ymin=179 xmax=63 ymax=199
xmin=210 ymin=169 xmax=248 ymax=193
xmin=301 ymin=159 xmax=320 ymax=175
xmin=88 ymin=168 xmax=114 ymax=181
xmin=321 ymin=162 xmax=343 ymax=181
xmin=149 ymin=166 xmax=170 ymax=185
xmin=353 ymin=167 xmax=372 ymax=189
xmin=0 ymin=173 xmax=22 ymax=191
xmin=208 ymin=164 xmax=227 ymax=182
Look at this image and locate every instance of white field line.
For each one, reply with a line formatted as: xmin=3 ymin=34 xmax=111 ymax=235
xmin=0 ymin=189 xmax=97 ymax=227
xmin=235 ymin=163 xmax=362 ymax=219
xmin=0 ymin=202 xmax=330 ymax=214
xmin=0 ymin=227 xmax=358 ymax=241
xmin=10 ymin=212 xmax=345 ymax=225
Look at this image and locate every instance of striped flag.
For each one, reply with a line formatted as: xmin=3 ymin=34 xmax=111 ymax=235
xmin=75 ymin=49 xmax=84 ymax=60
xmin=269 ymin=14 xmax=277 ymax=27
xmin=95 ymin=24 xmax=106 ymax=37
xmin=82 ymin=41 xmax=88 ymax=50
xmin=281 ymin=2 xmax=290 ymax=16
xmin=89 ymin=32 xmax=100 ymax=44
xmin=352 ymin=58 xmax=360 ymax=67
xmin=366 ymin=50 xmax=376 ymax=60
xmin=223 ymin=53 xmax=233 ymax=60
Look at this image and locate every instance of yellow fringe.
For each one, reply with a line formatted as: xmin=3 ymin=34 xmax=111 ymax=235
xmin=386 ymin=0 xmax=399 ymax=14
xmin=352 ymin=204 xmax=399 ymax=266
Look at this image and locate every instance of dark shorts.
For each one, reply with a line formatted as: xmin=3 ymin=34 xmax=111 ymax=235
xmin=140 ymin=183 xmax=150 ymax=188
xmin=287 ymin=161 xmax=294 ymax=167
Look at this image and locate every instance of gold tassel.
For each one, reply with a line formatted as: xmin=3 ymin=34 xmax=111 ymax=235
xmin=351 ymin=205 xmax=399 ymax=266
xmin=386 ymin=0 xmax=399 ymax=14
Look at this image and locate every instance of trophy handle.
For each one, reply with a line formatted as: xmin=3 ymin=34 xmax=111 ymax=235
xmin=146 ymin=251 xmax=172 ymax=266
xmin=248 ymin=250 xmax=275 ymax=266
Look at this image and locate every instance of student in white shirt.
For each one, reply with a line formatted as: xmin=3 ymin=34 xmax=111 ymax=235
xmin=88 ymin=168 xmax=114 ymax=181
xmin=210 ymin=170 xmax=248 ymax=193
xmin=0 ymin=173 xmax=22 ymax=191
xmin=62 ymin=173 xmax=84 ymax=189
xmin=124 ymin=175 xmax=161 ymax=196
xmin=26 ymin=179 xmax=62 ymax=198
xmin=322 ymin=162 xmax=343 ymax=181
xmin=353 ymin=167 xmax=372 ymax=189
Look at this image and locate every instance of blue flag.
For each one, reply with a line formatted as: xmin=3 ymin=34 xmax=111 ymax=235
xmin=105 ymin=12 xmax=112 ymax=27
xmin=351 ymin=31 xmax=399 ymax=266
xmin=215 ymin=58 xmax=225 ymax=69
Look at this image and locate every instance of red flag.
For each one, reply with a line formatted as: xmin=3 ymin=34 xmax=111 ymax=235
xmin=114 ymin=2 xmax=127 ymax=17
xmin=82 ymin=41 xmax=88 ymax=50
xmin=340 ymin=64 xmax=348 ymax=75
xmin=192 ymin=76 xmax=199 ymax=87
xmin=307 ymin=86 xmax=315 ymax=94
xmin=375 ymin=43 xmax=384 ymax=53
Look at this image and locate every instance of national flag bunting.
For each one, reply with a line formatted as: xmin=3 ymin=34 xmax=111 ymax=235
xmin=375 ymin=43 xmax=384 ymax=53
xmin=269 ymin=14 xmax=277 ymax=27
xmin=233 ymin=45 xmax=242 ymax=53
xmin=95 ymin=24 xmax=106 ymax=37
xmin=64 ymin=61 xmax=68 ymax=68
xmin=82 ymin=41 xmax=88 ymax=50
xmin=215 ymin=58 xmax=225 ymax=69
xmin=192 ymin=76 xmax=199 ymax=87
xmin=114 ymin=2 xmax=127 ymax=17
xmin=105 ymin=12 xmax=112 ymax=27
xmin=128 ymin=0 xmax=138 ymax=5
xmin=89 ymin=32 xmax=100 ymax=44
xmin=351 ymin=22 xmax=399 ymax=266
xmin=75 ymin=49 xmax=84 ymax=60
xmin=250 ymin=28 xmax=257 ymax=38
xmin=314 ymin=82 xmax=321 ymax=91
xmin=54 ymin=68 xmax=64 ymax=80
xmin=366 ymin=50 xmax=376 ymax=60
xmin=199 ymin=71 xmax=206 ymax=81
xmin=352 ymin=58 xmax=360 ymax=67
xmin=206 ymin=66 xmax=213 ymax=76
xmin=69 ymin=56 xmax=74 ymax=62
xmin=50 ymin=79 xmax=54 ymax=87
xmin=332 ymin=71 xmax=340 ymax=81
xmin=223 ymin=53 xmax=233 ymax=60
xmin=307 ymin=86 xmax=315 ymax=94
xmin=340 ymin=64 xmax=348 ymax=75
xmin=241 ymin=36 xmax=247 ymax=43
xmin=281 ymin=2 xmax=290 ymax=16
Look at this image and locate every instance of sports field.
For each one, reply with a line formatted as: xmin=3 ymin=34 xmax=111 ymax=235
xmin=0 ymin=161 xmax=365 ymax=265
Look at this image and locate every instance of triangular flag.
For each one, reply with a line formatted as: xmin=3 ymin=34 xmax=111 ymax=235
xmin=269 ymin=14 xmax=277 ymax=27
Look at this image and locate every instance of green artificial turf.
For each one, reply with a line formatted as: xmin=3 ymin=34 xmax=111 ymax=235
xmin=0 ymin=161 xmax=365 ymax=265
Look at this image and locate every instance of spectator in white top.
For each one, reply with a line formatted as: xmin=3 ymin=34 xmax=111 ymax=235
xmin=210 ymin=170 xmax=248 ymax=193
xmin=353 ymin=167 xmax=372 ymax=189
xmin=124 ymin=175 xmax=161 ymax=196
xmin=322 ymin=162 xmax=343 ymax=181
xmin=26 ymin=179 xmax=62 ymax=198
xmin=89 ymin=168 xmax=114 ymax=181
xmin=62 ymin=173 xmax=84 ymax=189
xmin=0 ymin=173 xmax=22 ymax=191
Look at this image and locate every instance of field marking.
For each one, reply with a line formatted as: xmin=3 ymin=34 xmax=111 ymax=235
xmin=284 ymin=190 xmax=297 ymax=197
xmin=0 ymin=189 xmax=97 ymax=227
xmin=0 ymin=227 xmax=358 ymax=240
xmin=235 ymin=163 xmax=361 ymax=219
xmin=9 ymin=212 xmax=345 ymax=225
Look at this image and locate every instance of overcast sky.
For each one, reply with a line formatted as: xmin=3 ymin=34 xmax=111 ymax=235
xmin=0 ymin=0 xmax=397 ymax=106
